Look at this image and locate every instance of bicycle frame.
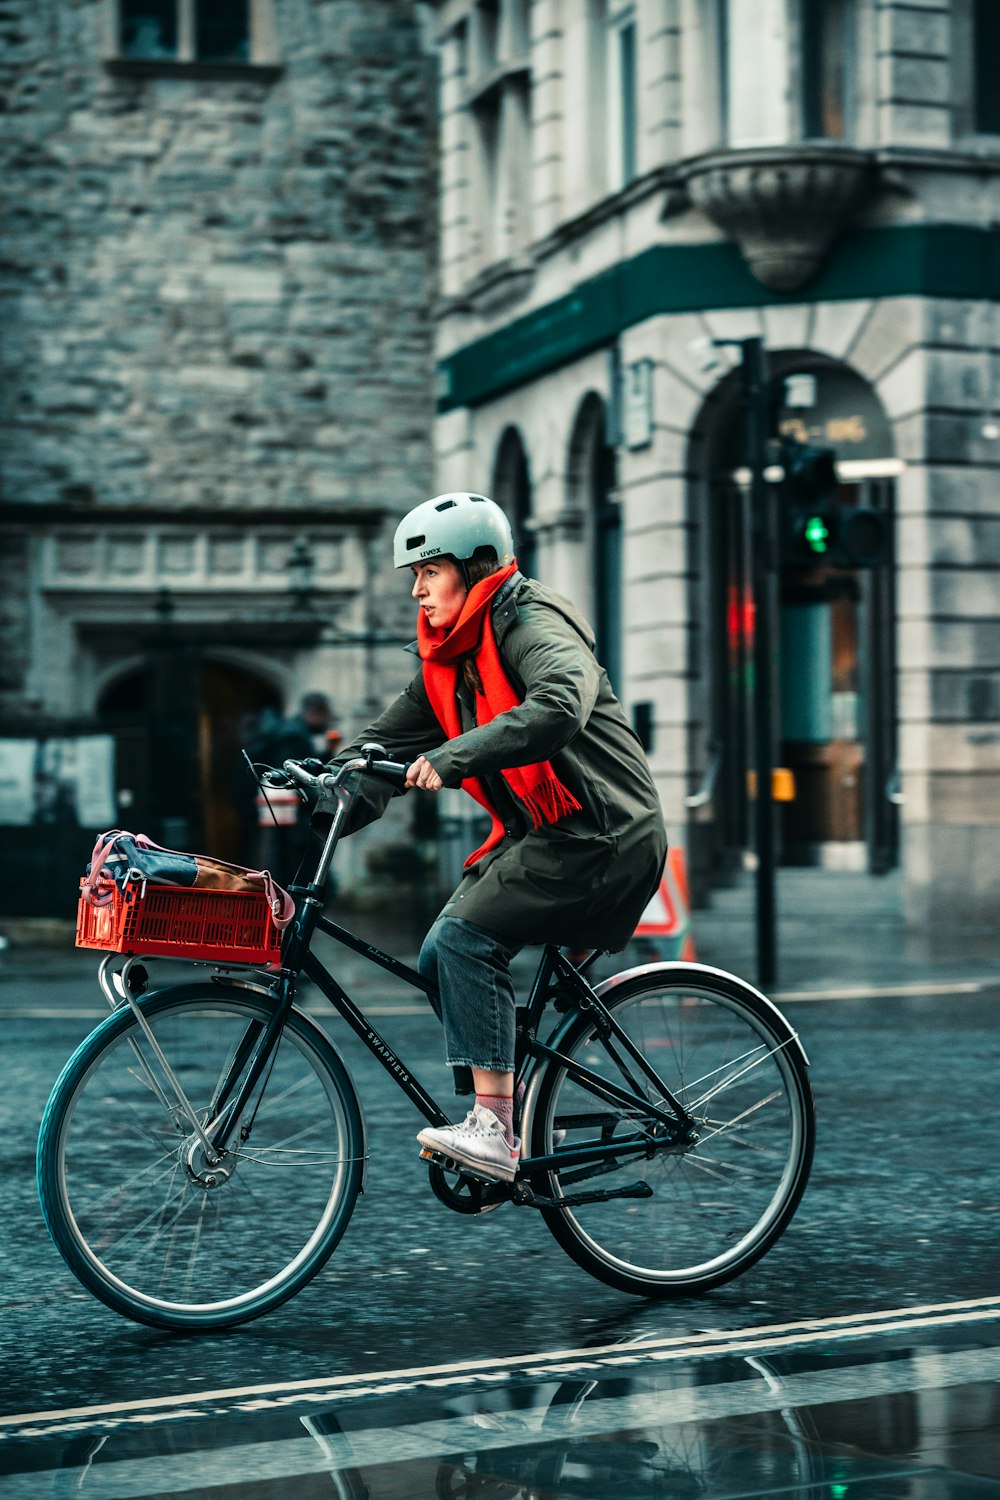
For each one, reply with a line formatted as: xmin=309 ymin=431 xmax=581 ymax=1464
xmin=196 ymin=930 xmax=696 ymax=1184
xmin=121 ymin=755 xmax=696 ymax=1180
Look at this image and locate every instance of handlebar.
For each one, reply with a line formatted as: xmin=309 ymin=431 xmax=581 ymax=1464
xmin=264 ymin=744 xmax=412 ymax=797
xmin=251 ymin=744 xmax=412 ymax=889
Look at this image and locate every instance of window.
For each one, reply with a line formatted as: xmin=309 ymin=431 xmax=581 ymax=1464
xmin=504 ymin=0 xmax=530 ymax=59
xmin=121 ymin=0 xmax=177 ymax=59
xmin=716 ymin=0 xmax=729 ymax=142
xmin=586 ymin=0 xmax=610 ymax=197
xmin=585 ymin=2 xmax=638 ymax=196
xmin=953 ymin=0 xmax=1000 ymax=137
xmin=471 ymin=95 xmax=502 ymax=260
xmin=716 ymin=0 xmax=731 ymax=144
xmin=974 ymin=0 xmax=1000 ymax=133
xmin=683 ymin=0 xmax=728 ymax=153
xmin=567 ymin=394 xmax=621 ymax=689
xmin=440 ymin=20 xmax=471 ymax=295
xmin=474 ymin=0 xmax=500 ymax=74
xmin=492 ymin=427 xmax=535 ymax=577
xmin=466 ymin=0 xmax=532 ymax=270
xmin=115 ymin=0 xmax=273 ymax=69
xmin=802 ymin=0 xmax=854 ymax=139
xmin=614 ymin=14 xmax=638 ymax=185
xmin=196 ymin=0 xmax=250 ymax=64
xmin=502 ymin=76 xmax=532 ymax=249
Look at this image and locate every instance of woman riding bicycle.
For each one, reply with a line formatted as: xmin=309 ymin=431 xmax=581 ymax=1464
xmin=333 ymin=492 xmax=667 ymax=1182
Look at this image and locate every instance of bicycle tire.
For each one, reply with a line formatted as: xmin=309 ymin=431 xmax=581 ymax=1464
xmin=527 ymin=963 xmax=815 ymax=1297
xmin=37 ymin=981 xmax=365 ymax=1330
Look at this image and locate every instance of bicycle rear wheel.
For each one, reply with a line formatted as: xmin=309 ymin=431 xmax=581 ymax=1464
xmin=37 ymin=981 xmax=364 ymax=1330
xmin=528 ymin=965 xmax=814 ymax=1297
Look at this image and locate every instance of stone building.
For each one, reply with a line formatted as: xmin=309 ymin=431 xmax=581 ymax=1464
xmin=429 ymin=0 xmax=1000 ymax=930
xmin=0 ymin=0 xmax=437 ymax=907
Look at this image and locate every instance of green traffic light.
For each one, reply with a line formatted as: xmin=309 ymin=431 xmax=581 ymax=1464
xmin=804 ymin=514 xmax=830 ymax=553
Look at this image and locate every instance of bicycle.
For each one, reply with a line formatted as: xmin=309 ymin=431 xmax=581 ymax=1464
xmin=37 ymin=747 xmax=815 ymax=1332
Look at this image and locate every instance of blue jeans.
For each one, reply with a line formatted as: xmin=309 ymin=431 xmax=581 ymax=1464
xmin=418 ymin=915 xmax=521 ymax=1096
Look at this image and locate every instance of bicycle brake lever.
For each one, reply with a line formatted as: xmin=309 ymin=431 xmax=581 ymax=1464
xmin=260 ymin=769 xmax=292 ymax=787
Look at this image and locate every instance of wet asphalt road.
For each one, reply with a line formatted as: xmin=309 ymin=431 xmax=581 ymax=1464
xmin=1 ymin=943 xmax=998 ymax=1431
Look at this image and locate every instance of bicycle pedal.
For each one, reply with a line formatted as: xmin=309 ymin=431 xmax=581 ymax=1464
xmin=421 ymin=1147 xmax=514 ymax=1186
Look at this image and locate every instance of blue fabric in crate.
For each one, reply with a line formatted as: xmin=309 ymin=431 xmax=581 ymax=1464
xmin=82 ymin=829 xmax=294 ymax=929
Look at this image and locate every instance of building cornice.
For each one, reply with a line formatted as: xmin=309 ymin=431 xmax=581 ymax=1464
xmin=438 ymin=144 xmax=1000 ymax=326
xmin=0 ymin=505 xmax=391 ymax=531
xmin=872 ymin=144 xmax=1000 ymax=173
xmin=103 ymin=59 xmax=283 ymax=84
xmin=436 ymin=222 xmax=1000 ymax=413
xmin=435 ymin=165 xmax=682 ymax=322
xmin=532 ymin=165 xmax=684 ymax=266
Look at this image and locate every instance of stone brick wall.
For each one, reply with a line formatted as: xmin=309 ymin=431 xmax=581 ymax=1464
xmin=0 ymin=0 xmax=438 ymax=515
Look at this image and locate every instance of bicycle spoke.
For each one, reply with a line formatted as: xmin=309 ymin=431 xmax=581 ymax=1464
xmin=101 ymin=1164 xmax=195 ymax=1264
xmin=532 ymin=974 xmax=813 ymax=1293
xmin=695 ymin=1089 xmax=784 ymax=1145
xmin=76 ymin=1149 xmax=183 ymax=1227
xmin=688 ymin=1046 xmax=791 ymax=1111
xmin=677 ymin=1044 xmax=770 ymax=1100
xmin=40 ymin=989 xmax=365 ymax=1327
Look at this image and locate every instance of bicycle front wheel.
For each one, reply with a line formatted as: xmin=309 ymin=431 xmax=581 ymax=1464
xmin=37 ymin=981 xmax=364 ymax=1330
xmin=528 ymin=965 xmax=814 ymax=1297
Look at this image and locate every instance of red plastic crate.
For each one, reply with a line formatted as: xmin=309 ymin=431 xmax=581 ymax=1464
xmin=76 ymin=880 xmax=283 ymax=965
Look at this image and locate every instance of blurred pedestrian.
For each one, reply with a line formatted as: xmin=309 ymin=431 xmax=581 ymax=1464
xmin=253 ymin=693 xmax=339 ymax=881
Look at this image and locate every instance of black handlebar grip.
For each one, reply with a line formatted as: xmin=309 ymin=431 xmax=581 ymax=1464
xmin=366 ymin=759 xmax=411 ymax=790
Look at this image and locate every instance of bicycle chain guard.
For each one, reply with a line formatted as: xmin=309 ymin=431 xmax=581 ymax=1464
xmin=425 ymin=1156 xmax=511 ymax=1215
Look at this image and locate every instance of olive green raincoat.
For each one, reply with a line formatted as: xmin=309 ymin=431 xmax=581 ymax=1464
xmin=335 ymin=573 xmax=667 ymax=952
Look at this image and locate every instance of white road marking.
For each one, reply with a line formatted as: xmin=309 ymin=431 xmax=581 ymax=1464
xmin=6 ymin=1346 xmax=1000 ymax=1497
xmin=4 ymin=1295 xmax=1000 ymax=1436
xmin=775 ymin=979 xmax=991 ymax=1002
xmin=0 ymin=1008 xmax=108 ymax=1019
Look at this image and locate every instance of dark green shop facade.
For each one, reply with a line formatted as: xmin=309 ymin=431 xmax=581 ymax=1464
xmin=436 ymin=224 xmax=999 ymax=901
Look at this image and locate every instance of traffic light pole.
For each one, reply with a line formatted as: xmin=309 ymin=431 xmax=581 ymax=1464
xmin=742 ymin=337 xmax=778 ymax=988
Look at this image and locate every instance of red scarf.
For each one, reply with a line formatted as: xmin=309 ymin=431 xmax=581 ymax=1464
xmin=419 ymin=563 xmax=583 ymax=866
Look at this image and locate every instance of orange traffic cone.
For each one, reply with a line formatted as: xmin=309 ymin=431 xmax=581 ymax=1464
xmin=633 ymin=845 xmax=696 ymax=961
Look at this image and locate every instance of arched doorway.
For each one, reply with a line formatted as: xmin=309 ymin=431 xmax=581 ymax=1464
xmin=98 ymin=656 xmax=281 ymax=862
xmin=567 ymin=393 xmax=621 ymax=689
xmin=491 ymin=425 xmax=535 ymax=576
xmin=691 ymin=354 xmax=899 ymax=883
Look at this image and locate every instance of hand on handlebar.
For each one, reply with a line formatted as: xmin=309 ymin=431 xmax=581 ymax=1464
xmin=276 ymin=749 xmax=413 ymax=796
xmin=404 ymin=755 xmax=443 ymax=793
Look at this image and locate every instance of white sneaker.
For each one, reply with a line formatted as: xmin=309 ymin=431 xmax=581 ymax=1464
xmin=417 ymin=1104 xmax=520 ymax=1182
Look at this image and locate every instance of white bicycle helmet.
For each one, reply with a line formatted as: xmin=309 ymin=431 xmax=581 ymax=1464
xmin=393 ymin=492 xmax=514 ymax=571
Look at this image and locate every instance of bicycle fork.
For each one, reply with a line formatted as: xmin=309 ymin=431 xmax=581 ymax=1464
xmin=99 ymin=956 xmax=294 ymax=1170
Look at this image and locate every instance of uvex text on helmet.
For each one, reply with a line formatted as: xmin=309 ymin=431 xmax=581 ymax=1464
xmin=393 ymin=493 xmax=514 ymax=569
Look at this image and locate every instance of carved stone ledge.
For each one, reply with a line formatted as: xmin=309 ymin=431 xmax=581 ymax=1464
xmin=462 ymin=256 xmax=536 ymax=316
xmin=681 ymin=145 xmax=879 ymax=292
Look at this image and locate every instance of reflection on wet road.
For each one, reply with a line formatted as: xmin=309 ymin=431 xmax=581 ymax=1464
xmin=3 ymin=1299 xmax=998 ymax=1498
